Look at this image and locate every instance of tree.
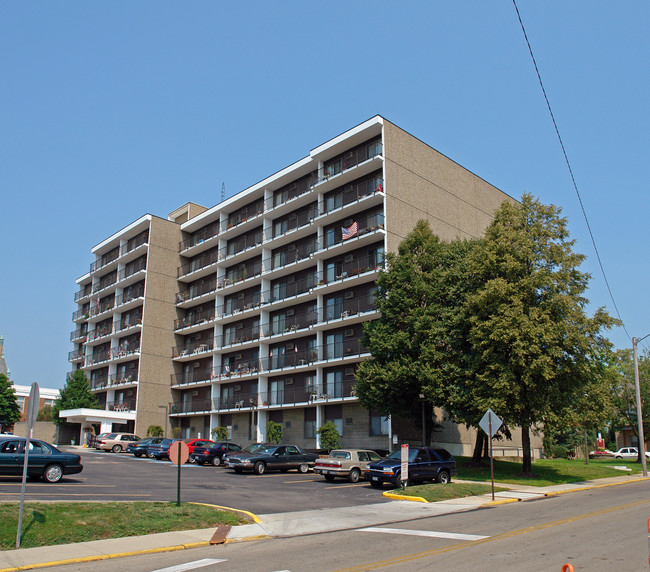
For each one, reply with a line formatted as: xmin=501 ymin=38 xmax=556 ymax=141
xmin=52 ymin=370 xmax=100 ymax=425
xmin=0 ymin=373 xmax=21 ymax=430
xmin=355 ymin=220 xmax=478 ymax=443
xmin=37 ymin=405 xmax=54 ymax=422
xmin=609 ymin=348 xmax=650 ymax=461
xmin=465 ymin=194 xmax=618 ymax=473
xmin=266 ymin=420 xmax=283 ymax=444
xmin=316 ymin=422 xmax=341 ymax=452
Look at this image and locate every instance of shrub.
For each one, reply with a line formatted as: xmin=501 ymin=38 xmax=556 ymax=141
xmin=316 ymin=422 xmax=341 ymax=452
xmin=171 ymin=427 xmax=183 ymax=439
xmin=147 ymin=425 xmax=164 ymax=437
xmin=211 ymin=426 xmax=229 ymax=441
xmin=266 ymin=420 xmax=283 ymax=444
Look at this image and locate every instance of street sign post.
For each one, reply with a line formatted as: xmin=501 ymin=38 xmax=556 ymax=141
xmin=400 ymin=444 xmax=409 ymax=490
xmin=169 ymin=440 xmax=190 ymax=507
xmin=17 ymin=382 xmax=39 ymax=548
xmin=479 ymin=408 xmax=503 ymax=501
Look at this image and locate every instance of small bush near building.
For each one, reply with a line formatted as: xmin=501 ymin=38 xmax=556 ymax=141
xmin=317 ymin=422 xmax=341 ymax=452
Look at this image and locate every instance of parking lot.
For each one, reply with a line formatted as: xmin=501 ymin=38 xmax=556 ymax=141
xmin=0 ymin=447 xmax=392 ymax=514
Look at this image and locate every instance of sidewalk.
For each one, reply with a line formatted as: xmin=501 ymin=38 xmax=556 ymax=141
xmin=0 ymin=473 xmax=646 ymax=571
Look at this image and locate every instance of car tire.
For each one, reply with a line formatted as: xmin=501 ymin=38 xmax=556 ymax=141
xmin=324 ymin=474 xmax=336 ymax=482
xmin=615 ymin=455 xmax=622 ymax=459
xmin=134 ymin=452 xmax=142 ymax=458
xmin=43 ymin=464 xmax=63 ymax=483
xmin=211 ymin=456 xmax=222 ymax=467
xmin=188 ymin=455 xmax=196 ymax=464
xmin=254 ymin=461 xmax=266 ymax=475
xmin=112 ymin=444 xmax=122 ymax=453
xmin=146 ymin=451 xmax=154 ymax=459
xmin=370 ymin=480 xmax=383 ymax=489
xmin=298 ymin=463 xmax=309 ymax=474
xmin=395 ymin=474 xmax=406 ymax=488
xmin=348 ymin=468 xmax=361 ymax=483
xmin=436 ymin=470 xmax=450 ymax=484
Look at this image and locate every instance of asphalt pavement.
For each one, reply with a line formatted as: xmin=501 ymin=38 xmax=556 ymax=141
xmin=0 ymin=467 xmax=646 ymax=571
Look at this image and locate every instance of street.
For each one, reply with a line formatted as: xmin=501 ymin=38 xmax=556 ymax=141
xmin=33 ymin=479 xmax=650 ymax=571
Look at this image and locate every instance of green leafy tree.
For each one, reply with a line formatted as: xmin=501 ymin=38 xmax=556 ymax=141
xmin=37 ymin=404 xmax=54 ymax=422
xmin=211 ymin=426 xmax=229 ymax=441
xmin=355 ymin=221 xmax=476 ymax=442
xmin=465 ymin=195 xmax=618 ymax=473
xmin=609 ymin=348 xmax=650 ymax=461
xmin=266 ymin=420 xmax=283 ymax=444
xmin=0 ymin=373 xmax=21 ymax=430
xmin=171 ymin=426 xmax=183 ymax=438
xmin=147 ymin=425 xmax=164 ymax=437
xmin=52 ymin=370 xmax=100 ymax=425
xmin=316 ymin=421 xmax=341 ymax=452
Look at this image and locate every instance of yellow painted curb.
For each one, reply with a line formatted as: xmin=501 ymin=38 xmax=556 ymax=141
xmin=0 ymin=543 xmax=209 ymax=572
xmin=187 ymin=501 xmax=262 ymax=524
xmin=481 ymin=497 xmax=520 ymax=507
xmin=382 ymin=491 xmax=428 ymax=503
xmin=225 ymin=534 xmax=272 ymax=544
xmin=543 ymin=476 xmax=650 ymax=498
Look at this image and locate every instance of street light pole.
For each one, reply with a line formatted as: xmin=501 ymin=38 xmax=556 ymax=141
xmin=632 ymin=335 xmax=648 ymax=477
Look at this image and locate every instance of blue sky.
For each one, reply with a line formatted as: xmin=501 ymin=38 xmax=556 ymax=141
xmin=1 ymin=2 xmax=648 ymax=389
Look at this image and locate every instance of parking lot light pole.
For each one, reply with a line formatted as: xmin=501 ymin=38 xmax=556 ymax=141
xmin=633 ymin=335 xmax=648 ymax=477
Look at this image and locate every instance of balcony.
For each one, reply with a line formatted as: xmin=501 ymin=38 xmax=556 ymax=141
xmin=318 ymin=140 xmax=383 ymax=185
xmin=86 ymin=343 xmax=140 ymax=366
xmin=70 ymin=328 xmax=88 ymax=343
xmin=172 ymin=339 xmax=215 ymax=359
xmin=68 ymin=348 xmax=85 ymax=362
xmin=220 ymin=326 xmax=261 ymax=348
xmin=87 ymin=324 xmax=114 ymax=343
xmin=178 ymin=249 xmax=221 ymax=279
xmin=170 ymin=370 xmax=213 ymax=387
xmin=176 ymin=277 xmax=219 ymax=306
xmin=169 ymin=398 xmax=213 ymax=415
xmin=179 ymin=221 xmax=221 ymax=253
xmin=115 ymin=285 xmax=145 ymax=309
xmin=174 ymin=307 xmax=217 ymax=331
xmin=90 ymin=376 xmax=109 ymax=390
xmin=92 ymin=274 xmax=118 ymax=295
xmin=106 ymin=398 xmax=136 ymax=413
xmin=74 ymin=288 xmax=92 ymax=303
xmin=117 ymin=258 xmax=147 ymax=285
xmin=108 ymin=372 xmax=138 ymax=386
xmin=115 ymin=316 xmax=142 ymax=334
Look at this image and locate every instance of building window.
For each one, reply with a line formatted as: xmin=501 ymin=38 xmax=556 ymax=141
xmin=370 ymin=412 xmax=389 ymax=436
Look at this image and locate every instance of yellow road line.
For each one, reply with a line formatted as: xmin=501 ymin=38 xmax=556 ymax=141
xmin=334 ymin=498 xmax=650 ymax=571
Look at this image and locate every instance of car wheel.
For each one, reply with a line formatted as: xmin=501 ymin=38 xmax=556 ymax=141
xmin=615 ymin=455 xmax=622 ymax=459
xmin=348 ymin=468 xmax=361 ymax=483
xmin=43 ymin=464 xmax=63 ymax=483
xmin=324 ymin=474 xmax=336 ymax=482
xmin=112 ymin=444 xmax=122 ymax=453
xmin=298 ymin=463 xmax=309 ymax=474
xmin=370 ymin=480 xmax=383 ymax=489
xmin=436 ymin=470 xmax=450 ymax=484
xmin=146 ymin=451 xmax=154 ymax=458
xmin=395 ymin=474 xmax=406 ymax=488
xmin=211 ymin=456 xmax=222 ymax=467
xmin=188 ymin=455 xmax=196 ymax=464
xmin=134 ymin=452 xmax=142 ymax=458
xmin=254 ymin=461 xmax=266 ymax=475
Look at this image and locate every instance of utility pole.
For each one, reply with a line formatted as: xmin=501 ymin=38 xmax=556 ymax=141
xmin=632 ymin=335 xmax=648 ymax=477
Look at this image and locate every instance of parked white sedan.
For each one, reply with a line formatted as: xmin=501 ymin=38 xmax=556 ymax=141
xmin=613 ymin=447 xmax=650 ymax=459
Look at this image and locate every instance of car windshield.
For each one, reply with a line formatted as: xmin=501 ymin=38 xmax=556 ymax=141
xmin=387 ymin=449 xmax=418 ymax=462
xmin=240 ymin=443 xmax=267 ymax=454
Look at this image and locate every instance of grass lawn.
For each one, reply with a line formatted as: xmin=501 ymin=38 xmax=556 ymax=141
xmin=0 ymin=502 xmax=251 ymax=550
xmin=391 ymin=482 xmax=506 ymax=502
xmin=455 ymin=456 xmax=643 ymax=487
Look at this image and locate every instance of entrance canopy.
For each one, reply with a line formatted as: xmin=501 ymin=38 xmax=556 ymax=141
xmin=58 ymin=408 xmax=135 ymax=435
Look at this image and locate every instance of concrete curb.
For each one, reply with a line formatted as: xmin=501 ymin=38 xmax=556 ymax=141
xmin=382 ymin=491 xmax=428 ymax=503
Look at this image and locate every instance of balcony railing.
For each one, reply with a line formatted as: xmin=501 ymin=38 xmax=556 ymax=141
xmin=90 ymin=376 xmax=109 ymax=390
xmin=115 ymin=316 xmax=142 ymax=332
xmin=179 ymin=221 xmax=221 ymax=252
xmin=172 ymin=339 xmax=215 ymax=359
xmin=318 ymin=140 xmax=382 ymax=184
xmin=170 ymin=370 xmax=213 ymax=386
xmin=92 ymin=274 xmax=118 ymax=295
xmin=118 ymin=258 xmax=147 ymax=282
xmin=68 ymin=348 xmax=85 ymax=361
xmin=89 ymin=301 xmax=115 ymax=318
xmin=106 ymin=398 xmax=136 ymax=412
xmin=86 ymin=343 xmax=140 ymax=366
xmin=174 ymin=307 xmax=216 ymax=330
xmin=169 ymin=398 xmax=213 ymax=414
xmin=87 ymin=324 xmax=113 ymax=342
xmin=70 ymin=328 xmax=88 ymax=342
xmin=320 ymin=175 xmax=384 ymax=215
xmin=108 ymin=372 xmax=138 ymax=386
xmin=220 ymin=326 xmax=261 ymax=347
xmin=178 ymin=249 xmax=221 ymax=278
xmin=176 ymin=277 xmax=219 ymax=304
xmin=115 ymin=285 xmax=145 ymax=308
xmin=74 ymin=288 xmax=92 ymax=302
xmin=90 ymin=250 xmax=119 ymax=273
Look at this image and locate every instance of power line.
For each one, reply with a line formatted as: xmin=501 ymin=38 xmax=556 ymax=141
xmin=511 ymin=0 xmax=629 ymax=340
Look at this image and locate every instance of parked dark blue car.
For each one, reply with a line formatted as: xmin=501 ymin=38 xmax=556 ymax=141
xmin=126 ymin=437 xmax=164 ymax=457
xmin=365 ymin=446 xmax=457 ymax=488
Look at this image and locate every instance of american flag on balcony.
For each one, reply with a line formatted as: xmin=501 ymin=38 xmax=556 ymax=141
xmin=341 ymin=222 xmax=358 ymax=240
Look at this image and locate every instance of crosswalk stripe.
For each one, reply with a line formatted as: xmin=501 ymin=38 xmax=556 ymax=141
xmin=357 ymin=527 xmax=489 ymax=541
xmin=150 ymin=558 xmax=227 ymax=571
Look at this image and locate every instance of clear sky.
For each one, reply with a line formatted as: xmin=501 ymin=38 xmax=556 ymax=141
xmin=1 ymin=2 xmax=648 ymax=389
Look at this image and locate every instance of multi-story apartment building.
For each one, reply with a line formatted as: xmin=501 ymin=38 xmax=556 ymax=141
xmin=66 ymin=116 xmax=515 ymax=453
